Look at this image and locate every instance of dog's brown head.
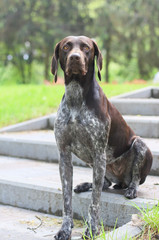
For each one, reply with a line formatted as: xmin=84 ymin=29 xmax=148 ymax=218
xmin=51 ymin=36 xmax=102 ymax=83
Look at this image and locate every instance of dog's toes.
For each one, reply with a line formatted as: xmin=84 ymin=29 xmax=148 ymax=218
xmin=125 ymin=188 xmax=137 ymax=199
xmin=82 ymin=225 xmax=98 ymax=239
xmin=74 ymin=182 xmax=92 ymax=193
xmin=82 ymin=228 xmax=90 ymax=239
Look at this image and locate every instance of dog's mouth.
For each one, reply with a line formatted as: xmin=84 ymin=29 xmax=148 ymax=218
xmin=65 ymin=62 xmax=87 ymax=77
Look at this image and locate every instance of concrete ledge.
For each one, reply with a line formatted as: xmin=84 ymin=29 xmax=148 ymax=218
xmin=0 ymin=136 xmax=59 ymax=162
xmin=0 ymin=135 xmax=158 ymax=173
xmin=48 ymin=115 xmax=159 ymax=138
xmin=110 ymin=86 xmax=152 ymax=99
xmin=0 ymin=136 xmax=86 ymax=167
xmin=110 ymin=98 xmax=159 ymax=116
xmin=0 ymin=114 xmax=56 ymax=133
xmin=151 ymin=151 xmax=159 ymax=175
xmin=104 ymin=219 xmax=143 ymax=240
xmin=123 ymin=115 xmax=159 ymax=138
xmin=0 ymin=179 xmax=156 ymax=227
xmin=1 ymin=112 xmax=159 ymax=139
xmin=110 ymin=86 xmax=159 ymax=99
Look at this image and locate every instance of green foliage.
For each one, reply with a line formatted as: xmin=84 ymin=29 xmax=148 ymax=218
xmin=0 ymin=83 xmax=155 ymax=128
xmin=129 ymin=201 xmax=159 ymax=239
xmin=81 ymin=202 xmax=159 ymax=240
xmin=0 ymin=0 xmax=159 ymax=83
xmin=0 ymin=63 xmax=45 ymax=85
xmin=0 ymin=85 xmax=64 ymax=127
xmin=132 ymin=201 xmax=159 ymax=234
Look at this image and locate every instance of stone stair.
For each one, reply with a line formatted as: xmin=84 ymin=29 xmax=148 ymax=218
xmin=0 ymin=129 xmax=159 ymax=175
xmin=0 ymin=155 xmax=158 ymax=229
xmin=0 ymin=86 xmax=159 ymax=238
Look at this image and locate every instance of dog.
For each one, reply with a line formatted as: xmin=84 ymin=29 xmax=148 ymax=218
xmin=51 ymin=36 xmax=153 ymax=239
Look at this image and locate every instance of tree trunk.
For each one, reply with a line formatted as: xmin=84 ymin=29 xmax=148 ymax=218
xmin=44 ymin=49 xmax=50 ymax=80
xmin=19 ymin=57 xmax=26 ymax=84
xmin=137 ymin=41 xmax=146 ymax=78
xmin=105 ymin=39 xmax=111 ymax=83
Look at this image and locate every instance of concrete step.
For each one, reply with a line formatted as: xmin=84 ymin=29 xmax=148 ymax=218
xmin=123 ymin=115 xmax=159 ymax=138
xmin=0 ymin=130 xmax=159 ymax=175
xmin=110 ymin=98 xmax=159 ymax=116
xmin=0 ymin=204 xmax=85 ymax=240
xmin=0 ymin=156 xmax=158 ymax=227
xmin=1 ymin=112 xmax=159 ymax=138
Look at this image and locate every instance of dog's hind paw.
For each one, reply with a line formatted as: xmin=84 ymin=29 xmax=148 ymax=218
xmin=74 ymin=182 xmax=92 ymax=193
xmin=125 ymin=187 xmax=137 ymax=199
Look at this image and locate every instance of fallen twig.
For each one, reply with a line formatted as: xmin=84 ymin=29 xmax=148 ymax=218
xmin=27 ymin=216 xmax=43 ymax=233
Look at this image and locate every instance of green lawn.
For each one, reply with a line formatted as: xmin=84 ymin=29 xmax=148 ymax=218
xmin=0 ymin=83 xmax=158 ymax=128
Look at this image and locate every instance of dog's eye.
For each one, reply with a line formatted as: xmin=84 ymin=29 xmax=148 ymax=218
xmin=83 ymin=46 xmax=89 ymax=52
xmin=63 ymin=45 xmax=69 ymax=51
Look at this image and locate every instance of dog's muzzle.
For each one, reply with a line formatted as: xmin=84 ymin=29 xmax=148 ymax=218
xmin=66 ymin=52 xmax=87 ymax=76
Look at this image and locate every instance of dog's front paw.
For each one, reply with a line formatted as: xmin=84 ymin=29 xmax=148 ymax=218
xmin=82 ymin=226 xmax=96 ymax=240
xmin=82 ymin=220 xmax=98 ymax=239
xmin=54 ymin=217 xmax=73 ymax=240
xmin=54 ymin=228 xmax=71 ymax=240
xmin=125 ymin=188 xmax=137 ymax=199
xmin=82 ymin=227 xmax=91 ymax=239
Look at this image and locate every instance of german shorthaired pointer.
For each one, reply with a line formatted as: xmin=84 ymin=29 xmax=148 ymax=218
xmin=51 ymin=36 xmax=153 ymax=239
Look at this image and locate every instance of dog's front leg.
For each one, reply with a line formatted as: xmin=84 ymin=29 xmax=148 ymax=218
xmin=55 ymin=150 xmax=73 ymax=240
xmin=84 ymin=152 xmax=106 ymax=239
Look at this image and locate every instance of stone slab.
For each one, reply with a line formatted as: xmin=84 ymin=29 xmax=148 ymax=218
xmin=123 ymin=115 xmax=159 ymax=138
xmin=0 ymin=130 xmax=158 ymax=174
xmin=0 ymin=204 xmax=143 ymax=240
xmin=110 ymin=86 xmax=154 ymax=99
xmin=110 ymin=98 xmax=159 ymax=116
xmin=0 ymin=131 xmax=86 ymax=166
xmin=0 ymin=204 xmax=84 ymax=240
xmin=103 ymin=219 xmax=143 ymax=240
xmin=0 ymin=156 xmax=158 ymax=227
xmin=0 ymin=114 xmax=56 ymax=133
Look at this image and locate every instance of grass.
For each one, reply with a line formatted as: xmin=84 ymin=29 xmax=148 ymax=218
xmin=132 ymin=201 xmax=159 ymax=240
xmin=81 ymin=201 xmax=159 ymax=240
xmin=0 ymin=84 xmax=64 ymax=127
xmin=0 ymin=82 xmax=158 ymax=128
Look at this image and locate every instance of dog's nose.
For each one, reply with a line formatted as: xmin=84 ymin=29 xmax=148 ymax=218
xmin=70 ymin=53 xmax=81 ymax=61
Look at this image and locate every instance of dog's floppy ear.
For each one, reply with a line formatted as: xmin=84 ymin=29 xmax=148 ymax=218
xmin=93 ymin=40 xmax=103 ymax=81
xmin=51 ymin=41 xmax=61 ymax=83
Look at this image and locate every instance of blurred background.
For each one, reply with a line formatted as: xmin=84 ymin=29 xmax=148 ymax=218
xmin=0 ymin=0 xmax=159 ymax=85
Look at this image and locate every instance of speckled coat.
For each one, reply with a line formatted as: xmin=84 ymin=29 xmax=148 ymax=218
xmin=51 ymin=36 xmax=153 ymax=240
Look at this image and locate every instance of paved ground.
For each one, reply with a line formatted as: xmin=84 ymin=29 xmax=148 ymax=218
xmin=0 ymin=204 xmax=84 ymax=240
xmin=0 ymin=156 xmax=158 ymax=200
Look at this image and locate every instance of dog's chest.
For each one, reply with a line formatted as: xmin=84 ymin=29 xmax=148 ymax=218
xmin=55 ymin=81 xmax=107 ymax=162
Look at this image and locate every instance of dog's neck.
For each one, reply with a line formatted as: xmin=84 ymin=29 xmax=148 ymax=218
xmin=64 ymin=63 xmax=95 ymax=109
xmin=65 ymin=79 xmax=84 ymax=109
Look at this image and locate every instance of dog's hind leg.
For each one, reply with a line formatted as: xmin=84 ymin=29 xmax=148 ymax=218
xmin=125 ymin=138 xmax=152 ymax=199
